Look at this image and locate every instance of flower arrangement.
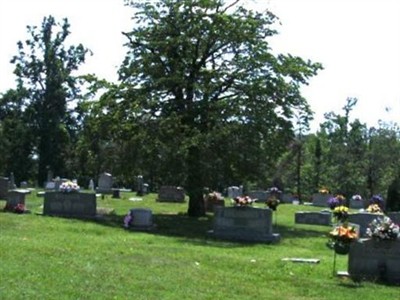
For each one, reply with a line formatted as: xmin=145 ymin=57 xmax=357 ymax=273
xmin=4 ymin=203 xmax=26 ymax=214
xmin=333 ymin=205 xmax=349 ymax=222
xmin=205 ymin=191 xmax=223 ymax=203
xmin=124 ymin=211 xmax=133 ymax=228
xmin=351 ymin=194 xmax=363 ymax=201
xmin=329 ymin=223 xmax=359 ymax=254
xmin=330 ymin=224 xmax=358 ymax=243
xmin=319 ymin=187 xmax=330 ymax=194
xmin=327 ymin=195 xmax=345 ymax=210
xmin=266 ymin=195 xmax=280 ymax=211
xmin=59 ymin=180 xmax=80 ymax=193
xmin=233 ymin=196 xmax=254 ymax=207
xmin=366 ymin=204 xmax=383 ymax=214
xmin=369 ymin=194 xmax=384 ymax=210
xmin=366 ymin=216 xmax=399 ymax=241
xmin=268 ymin=187 xmax=281 ymax=194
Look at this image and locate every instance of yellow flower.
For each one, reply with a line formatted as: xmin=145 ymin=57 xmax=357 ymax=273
xmin=319 ymin=187 xmax=329 ymax=194
xmin=366 ymin=204 xmax=383 ymax=214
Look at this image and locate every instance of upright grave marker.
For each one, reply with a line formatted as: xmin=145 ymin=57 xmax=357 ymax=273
xmin=157 ymin=186 xmax=185 ymax=202
xmin=210 ymin=206 xmax=280 ymax=243
xmin=348 ymin=239 xmax=400 ymax=284
xmin=43 ymin=192 xmax=96 ymax=218
xmin=96 ymin=172 xmax=113 ymax=194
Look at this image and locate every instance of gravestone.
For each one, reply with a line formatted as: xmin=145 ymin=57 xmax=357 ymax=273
xmin=349 ymin=198 xmax=365 ymax=209
xmin=280 ymin=193 xmax=293 ymax=204
xmin=0 ymin=177 xmax=9 ymax=199
xmin=247 ymin=190 xmax=268 ymax=202
xmin=348 ymin=238 xmax=400 ymax=284
xmin=88 ymin=179 xmax=95 ymax=191
xmin=142 ymin=183 xmax=149 ymax=194
xmin=136 ymin=175 xmax=144 ymax=196
xmin=227 ymin=186 xmax=242 ymax=199
xmin=209 ymin=206 xmax=280 ymax=243
xmin=157 ymin=186 xmax=185 ymax=202
xmin=20 ymin=181 xmax=28 ymax=189
xmin=312 ymin=193 xmax=332 ymax=207
xmin=45 ymin=181 xmax=56 ymax=190
xmin=295 ymin=211 xmax=332 ymax=226
xmin=4 ymin=189 xmax=31 ymax=211
xmin=205 ymin=192 xmax=225 ymax=212
xmin=129 ymin=208 xmax=154 ymax=230
xmin=43 ymin=192 xmax=96 ymax=217
xmin=9 ymin=172 xmax=16 ymax=189
xmin=348 ymin=213 xmax=384 ymax=237
xmin=96 ymin=172 xmax=113 ymax=194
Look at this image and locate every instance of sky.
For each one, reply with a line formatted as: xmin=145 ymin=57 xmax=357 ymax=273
xmin=0 ymin=0 xmax=399 ymax=132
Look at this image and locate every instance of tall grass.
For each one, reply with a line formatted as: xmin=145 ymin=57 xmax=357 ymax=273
xmin=0 ymin=192 xmax=398 ymax=299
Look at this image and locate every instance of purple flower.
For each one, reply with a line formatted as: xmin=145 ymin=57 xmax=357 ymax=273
xmin=124 ymin=213 xmax=133 ymax=228
xmin=327 ymin=197 xmax=340 ymax=210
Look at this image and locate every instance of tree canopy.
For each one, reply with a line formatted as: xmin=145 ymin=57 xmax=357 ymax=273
xmin=119 ymin=0 xmax=322 ymax=216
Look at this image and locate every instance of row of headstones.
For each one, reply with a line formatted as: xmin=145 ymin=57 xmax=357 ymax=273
xmin=312 ymin=193 xmax=371 ymax=209
xmin=295 ymin=207 xmax=400 ymax=284
xmin=295 ymin=210 xmax=400 ymax=235
xmin=227 ymin=187 xmax=295 ymax=203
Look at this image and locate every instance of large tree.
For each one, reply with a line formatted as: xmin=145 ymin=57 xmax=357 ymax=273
xmin=10 ymin=16 xmax=90 ymax=185
xmin=120 ymin=0 xmax=322 ymax=216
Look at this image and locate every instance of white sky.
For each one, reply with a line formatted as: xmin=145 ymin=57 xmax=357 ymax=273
xmin=0 ymin=0 xmax=399 ymax=132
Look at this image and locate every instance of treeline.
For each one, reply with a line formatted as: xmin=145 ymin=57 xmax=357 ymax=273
xmin=0 ymin=1 xmax=399 ymax=215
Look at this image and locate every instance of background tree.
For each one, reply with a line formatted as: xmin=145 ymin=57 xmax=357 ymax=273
xmin=120 ymin=0 xmax=322 ymax=216
xmin=10 ymin=15 xmax=90 ymax=185
xmin=0 ymin=88 xmax=35 ymax=184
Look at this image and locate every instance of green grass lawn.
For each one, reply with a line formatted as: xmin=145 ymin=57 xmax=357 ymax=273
xmin=0 ymin=191 xmax=398 ymax=299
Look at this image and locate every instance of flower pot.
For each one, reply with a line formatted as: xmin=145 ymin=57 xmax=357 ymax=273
xmin=334 ymin=241 xmax=350 ymax=255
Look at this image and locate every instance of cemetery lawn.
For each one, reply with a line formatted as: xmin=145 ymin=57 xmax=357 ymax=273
xmin=0 ymin=192 xmax=398 ymax=300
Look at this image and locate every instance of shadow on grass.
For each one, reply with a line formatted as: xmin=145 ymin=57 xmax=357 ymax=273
xmin=66 ymin=210 xmax=330 ymax=247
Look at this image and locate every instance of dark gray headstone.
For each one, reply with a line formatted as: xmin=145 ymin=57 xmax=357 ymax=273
xmin=5 ymin=190 xmax=30 ymax=211
xmin=247 ymin=190 xmax=268 ymax=202
xmin=0 ymin=177 xmax=9 ymax=199
xmin=129 ymin=208 xmax=153 ymax=229
xmin=157 ymin=186 xmax=185 ymax=202
xmin=312 ymin=193 xmax=332 ymax=207
xmin=295 ymin=211 xmax=332 ymax=226
xmin=348 ymin=239 xmax=400 ymax=284
xmin=96 ymin=173 xmax=113 ymax=194
xmin=210 ymin=206 xmax=280 ymax=243
xmin=348 ymin=213 xmax=383 ymax=237
xmin=349 ymin=198 xmax=365 ymax=209
xmin=43 ymin=192 xmax=96 ymax=217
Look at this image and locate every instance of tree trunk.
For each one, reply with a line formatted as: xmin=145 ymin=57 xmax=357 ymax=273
xmin=187 ymin=146 xmax=205 ymax=217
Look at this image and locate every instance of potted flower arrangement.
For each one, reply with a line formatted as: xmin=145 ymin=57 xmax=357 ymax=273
xmin=366 ymin=216 xmax=399 ymax=241
xmin=367 ymin=194 xmax=384 ymax=211
xmin=59 ymin=181 xmax=80 ymax=193
xmin=204 ymin=191 xmax=225 ymax=211
xmin=232 ymin=195 xmax=254 ymax=207
xmin=327 ymin=194 xmax=345 ymax=210
xmin=266 ymin=195 xmax=280 ymax=211
xmin=333 ymin=205 xmax=349 ymax=223
xmin=329 ymin=223 xmax=359 ymax=254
